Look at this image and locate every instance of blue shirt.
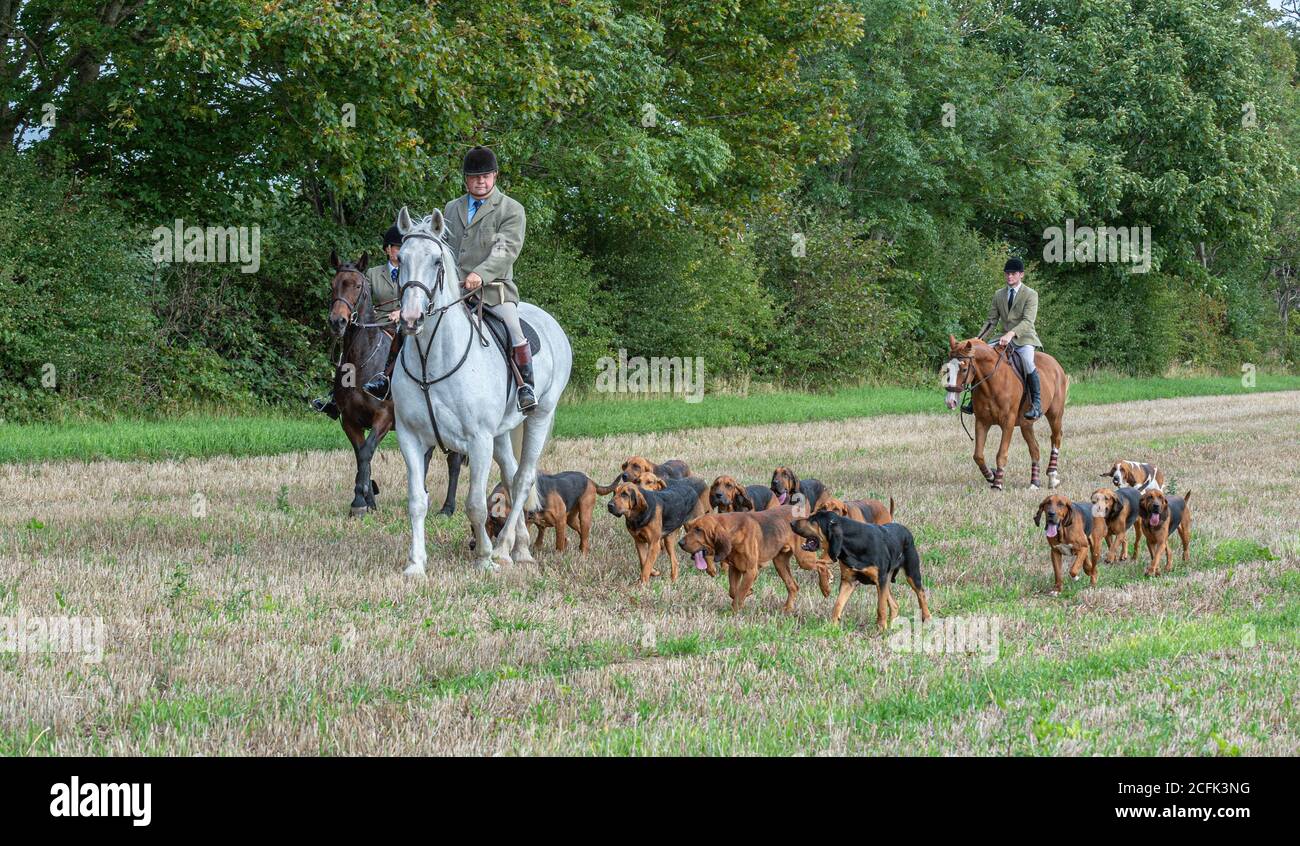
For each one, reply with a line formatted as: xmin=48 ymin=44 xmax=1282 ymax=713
xmin=467 ymin=196 xmax=484 ymax=224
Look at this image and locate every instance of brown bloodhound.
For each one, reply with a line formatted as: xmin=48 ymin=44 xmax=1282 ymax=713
xmin=608 ymin=476 xmax=708 ymax=584
xmin=1034 ymin=494 xmax=1097 ymax=594
xmin=1088 ymin=486 xmax=1142 ymax=566
xmin=818 ymin=497 xmax=896 ymax=525
xmin=677 ymin=506 xmax=831 ymax=612
xmin=1137 ymin=488 xmax=1192 ymax=577
xmin=708 ymin=475 xmax=778 ymax=513
xmin=770 ymin=466 xmax=831 ymax=512
xmin=474 ymin=471 xmax=607 ymax=555
xmin=616 ymin=456 xmax=691 ymax=486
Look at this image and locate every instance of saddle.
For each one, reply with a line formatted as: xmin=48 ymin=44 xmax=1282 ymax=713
xmin=470 ymin=298 xmax=542 ymax=400
xmin=476 ymin=302 xmax=541 ymax=359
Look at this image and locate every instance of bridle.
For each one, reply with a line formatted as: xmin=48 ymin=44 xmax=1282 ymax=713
xmin=944 ymin=343 xmax=1010 ymax=441
xmin=330 ymin=268 xmax=370 ymax=329
xmin=395 ymin=230 xmax=491 ymax=455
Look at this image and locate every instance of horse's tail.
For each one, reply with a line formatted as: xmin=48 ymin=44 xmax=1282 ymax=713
xmin=1063 ymin=372 xmax=1071 ymax=406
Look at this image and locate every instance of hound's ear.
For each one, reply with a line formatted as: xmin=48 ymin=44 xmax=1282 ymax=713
xmin=712 ymin=530 xmax=732 ymax=563
xmin=828 ymin=521 xmax=844 ymax=564
xmin=1034 ymin=501 xmax=1046 ymax=527
xmin=356 ymin=251 xmax=369 ymax=273
xmin=397 ymin=206 xmax=414 ymax=236
xmin=429 ymin=209 xmax=445 ymax=237
xmin=734 ymin=490 xmax=753 ymax=512
xmin=329 ymin=248 xmax=341 ymax=270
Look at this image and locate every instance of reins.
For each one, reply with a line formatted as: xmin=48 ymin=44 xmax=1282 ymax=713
xmin=395 ymin=232 xmax=492 ymax=454
xmin=951 ymin=344 xmax=1010 ymax=441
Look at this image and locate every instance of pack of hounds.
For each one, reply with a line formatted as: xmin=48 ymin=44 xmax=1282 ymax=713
xmin=476 ymin=456 xmax=1192 ymax=630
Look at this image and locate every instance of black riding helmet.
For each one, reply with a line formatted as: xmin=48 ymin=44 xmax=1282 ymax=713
xmin=383 ymin=225 xmax=402 ymax=247
xmin=463 ymin=145 xmax=498 ymax=175
xmin=1004 ymin=256 xmax=1024 ymax=273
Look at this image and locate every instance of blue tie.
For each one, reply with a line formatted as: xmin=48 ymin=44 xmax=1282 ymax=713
xmin=390 ymin=267 xmax=398 ymax=284
xmin=468 ymin=198 xmax=482 ymax=223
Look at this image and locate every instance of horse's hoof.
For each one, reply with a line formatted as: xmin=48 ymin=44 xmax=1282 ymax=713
xmin=403 ymin=562 xmax=426 ymax=577
xmin=1048 ymin=473 xmax=1061 ymax=489
xmin=990 ymin=485 xmax=1003 ymax=492
xmin=1071 ymin=574 xmax=1079 ymax=581
xmin=1049 ymin=589 xmax=1061 ymax=597
xmin=514 ymin=549 xmax=535 ymax=565
xmin=437 ymin=506 xmax=455 ymax=517
xmin=1028 ymin=484 xmax=1040 ymax=491
xmin=476 ymin=558 xmax=501 ymax=573
xmin=350 ymin=506 xmax=368 ymax=518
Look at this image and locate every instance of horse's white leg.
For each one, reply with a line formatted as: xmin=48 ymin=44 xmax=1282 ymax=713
xmin=491 ymin=431 xmax=534 ymax=565
xmin=495 ymin=411 xmax=554 ymax=566
xmin=398 ymin=427 xmax=430 ymax=576
xmin=464 ymin=435 xmax=499 ymax=572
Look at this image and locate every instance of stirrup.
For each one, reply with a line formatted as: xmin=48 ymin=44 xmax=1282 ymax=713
xmin=310 ymin=397 xmax=340 ymax=419
xmin=517 ymin=386 xmax=537 ymax=414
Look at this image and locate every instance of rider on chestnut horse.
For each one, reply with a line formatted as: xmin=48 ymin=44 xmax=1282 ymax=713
xmin=311 ymin=226 xmax=404 ymax=418
xmin=965 ymin=256 xmax=1042 ymax=420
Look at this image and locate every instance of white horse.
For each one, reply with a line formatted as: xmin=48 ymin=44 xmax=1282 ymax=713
xmin=391 ymin=206 xmax=572 ymax=574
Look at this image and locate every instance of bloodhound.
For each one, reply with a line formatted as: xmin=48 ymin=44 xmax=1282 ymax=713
xmin=1034 ymin=494 xmax=1097 ymax=594
xmin=615 ymin=456 xmax=691 ymax=486
xmin=1088 ymin=486 xmax=1141 ymax=565
xmin=1103 ymin=460 xmax=1165 ymax=493
xmin=608 ymin=475 xmax=708 ymax=584
xmin=677 ymin=506 xmax=830 ymax=612
xmin=818 ymin=496 xmax=895 ymax=525
xmin=1137 ymin=488 xmax=1192 ymax=577
xmin=770 ymin=466 xmax=831 ymax=512
xmin=789 ymin=510 xmax=931 ymax=631
xmin=708 ymin=475 xmax=777 ymax=513
xmin=471 ymin=471 xmax=611 ymax=555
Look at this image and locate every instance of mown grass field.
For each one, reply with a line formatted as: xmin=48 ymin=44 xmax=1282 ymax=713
xmin=1 ymin=390 xmax=1297 ymax=755
xmin=3 ymin=372 xmax=1299 ymax=463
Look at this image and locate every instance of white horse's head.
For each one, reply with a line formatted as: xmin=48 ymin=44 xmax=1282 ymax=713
xmin=395 ymin=206 xmax=456 ymax=333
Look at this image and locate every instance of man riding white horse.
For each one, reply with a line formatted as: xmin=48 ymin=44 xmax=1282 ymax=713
xmin=365 ymin=145 xmax=536 ymax=414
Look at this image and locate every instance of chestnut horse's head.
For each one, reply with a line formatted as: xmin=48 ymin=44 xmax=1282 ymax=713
xmin=941 ymin=335 xmax=991 ymax=410
xmin=328 ymin=249 xmax=370 ymax=338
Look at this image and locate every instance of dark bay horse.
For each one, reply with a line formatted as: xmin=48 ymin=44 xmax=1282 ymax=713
xmin=327 ymin=250 xmax=463 ymax=516
xmin=941 ymin=336 xmax=1068 ymax=491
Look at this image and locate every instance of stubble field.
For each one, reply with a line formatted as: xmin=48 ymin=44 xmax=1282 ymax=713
xmin=2 ymin=391 xmax=1298 ymax=755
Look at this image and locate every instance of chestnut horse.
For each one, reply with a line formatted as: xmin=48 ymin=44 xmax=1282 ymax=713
xmin=941 ymin=336 xmax=1068 ymax=491
xmin=327 ymin=250 xmax=463 ymax=516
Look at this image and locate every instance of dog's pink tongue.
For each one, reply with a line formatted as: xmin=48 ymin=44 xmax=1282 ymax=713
xmin=693 ymin=550 xmax=707 ymax=570
xmin=1149 ymin=514 xmax=1161 ymax=527
xmin=778 ymin=491 xmax=788 ymax=504
xmin=1045 ymin=523 xmax=1058 ymax=539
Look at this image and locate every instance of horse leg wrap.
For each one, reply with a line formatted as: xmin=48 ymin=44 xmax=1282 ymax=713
xmin=980 ymin=465 xmax=995 ymax=483
xmin=1047 ymin=448 xmax=1060 ymax=475
xmin=1030 ymin=462 xmax=1041 ymax=488
xmin=992 ymin=467 xmax=1005 ymax=490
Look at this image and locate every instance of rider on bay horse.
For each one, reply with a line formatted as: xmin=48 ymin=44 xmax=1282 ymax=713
xmin=965 ymin=256 xmax=1043 ymax=420
xmin=311 ymin=226 xmax=404 ymax=419
xmin=362 ymin=145 xmax=537 ymax=414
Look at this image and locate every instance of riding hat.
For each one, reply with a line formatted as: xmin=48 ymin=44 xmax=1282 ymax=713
xmin=1004 ymin=257 xmax=1025 ymax=273
xmin=462 ymin=146 xmax=498 ymax=176
xmin=383 ymin=225 xmax=402 ymax=247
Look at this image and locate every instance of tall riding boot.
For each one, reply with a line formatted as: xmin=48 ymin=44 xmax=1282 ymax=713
xmin=514 ymin=341 xmax=537 ymax=414
xmin=362 ymin=332 xmax=403 ymax=400
xmin=1024 ymin=371 xmax=1042 ymax=420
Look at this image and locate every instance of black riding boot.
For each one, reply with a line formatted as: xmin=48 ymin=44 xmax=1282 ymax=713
xmin=514 ymin=342 xmax=537 ymax=414
xmin=1024 ymin=371 xmax=1042 ymax=420
xmin=362 ymin=333 xmax=403 ymax=400
xmin=310 ymin=393 xmax=340 ymax=419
